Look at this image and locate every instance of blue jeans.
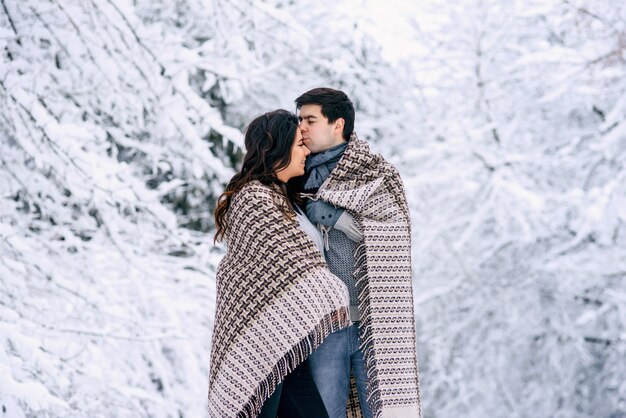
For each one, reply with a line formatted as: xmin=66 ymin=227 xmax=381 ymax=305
xmin=308 ymin=324 xmax=373 ymax=418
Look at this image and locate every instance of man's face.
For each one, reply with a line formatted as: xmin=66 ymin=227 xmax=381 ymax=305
xmin=298 ymin=104 xmax=344 ymax=153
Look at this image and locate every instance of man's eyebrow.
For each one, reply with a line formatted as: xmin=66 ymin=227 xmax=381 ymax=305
xmin=298 ymin=115 xmax=317 ymax=120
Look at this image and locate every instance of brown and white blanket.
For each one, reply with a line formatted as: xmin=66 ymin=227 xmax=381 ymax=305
xmin=315 ymin=135 xmax=422 ymax=418
xmin=207 ymin=181 xmax=351 ymax=417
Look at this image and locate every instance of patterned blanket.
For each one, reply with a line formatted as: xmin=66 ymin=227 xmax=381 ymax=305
xmin=207 ymin=181 xmax=351 ymax=417
xmin=316 ymin=135 xmax=422 ymax=418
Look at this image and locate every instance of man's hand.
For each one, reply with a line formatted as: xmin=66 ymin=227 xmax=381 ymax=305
xmin=334 ymin=211 xmax=363 ymax=242
xmin=306 ymin=199 xmax=363 ymax=242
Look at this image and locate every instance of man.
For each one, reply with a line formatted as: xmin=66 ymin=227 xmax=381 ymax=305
xmin=295 ymin=88 xmax=422 ymax=418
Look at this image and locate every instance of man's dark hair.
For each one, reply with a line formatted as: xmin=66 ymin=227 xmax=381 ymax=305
xmin=295 ymin=87 xmax=355 ymax=140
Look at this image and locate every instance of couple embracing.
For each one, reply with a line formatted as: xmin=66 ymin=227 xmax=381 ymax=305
xmin=208 ymin=88 xmax=422 ymax=418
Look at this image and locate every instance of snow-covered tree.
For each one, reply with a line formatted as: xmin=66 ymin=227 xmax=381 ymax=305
xmin=0 ymin=0 xmax=240 ymax=415
xmin=397 ymin=1 xmax=626 ymax=416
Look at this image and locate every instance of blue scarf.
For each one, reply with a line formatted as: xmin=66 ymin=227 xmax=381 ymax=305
xmin=303 ymin=142 xmax=348 ymax=191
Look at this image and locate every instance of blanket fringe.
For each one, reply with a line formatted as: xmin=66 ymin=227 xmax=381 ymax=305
xmin=353 ymin=241 xmax=384 ymax=417
xmin=236 ymin=306 xmax=351 ymax=418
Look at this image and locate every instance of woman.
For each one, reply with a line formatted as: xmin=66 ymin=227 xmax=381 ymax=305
xmin=208 ymin=110 xmax=351 ymax=418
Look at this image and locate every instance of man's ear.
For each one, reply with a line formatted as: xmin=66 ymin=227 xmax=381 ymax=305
xmin=334 ymin=118 xmax=345 ymax=137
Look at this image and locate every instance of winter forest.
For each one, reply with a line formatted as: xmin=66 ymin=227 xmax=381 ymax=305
xmin=1 ymin=0 xmax=625 ymax=417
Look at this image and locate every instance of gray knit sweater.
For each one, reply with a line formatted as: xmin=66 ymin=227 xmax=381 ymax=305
xmin=303 ymin=142 xmax=361 ymax=322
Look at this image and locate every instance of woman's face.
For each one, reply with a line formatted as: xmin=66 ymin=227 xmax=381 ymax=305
xmin=276 ymin=128 xmax=310 ymax=182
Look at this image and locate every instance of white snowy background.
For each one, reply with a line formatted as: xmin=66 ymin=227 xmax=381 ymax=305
xmin=1 ymin=0 xmax=625 ymax=417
